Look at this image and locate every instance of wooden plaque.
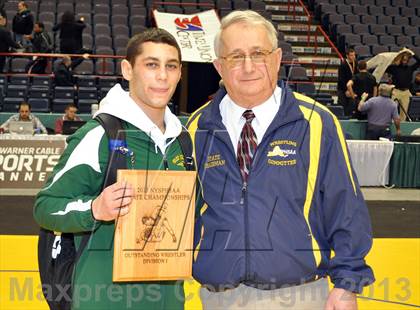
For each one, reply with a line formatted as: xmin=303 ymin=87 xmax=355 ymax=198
xmin=113 ymin=169 xmax=196 ymax=282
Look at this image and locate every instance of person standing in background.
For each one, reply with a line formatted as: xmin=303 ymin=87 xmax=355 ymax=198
xmin=358 ymin=84 xmax=401 ymax=140
xmin=25 ymin=22 xmax=52 ymax=74
xmin=346 ymin=60 xmax=378 ymax=119
xmin=337 ymin=48 xmax=358 ymax=117
xmin=386 ymin=51 xmax=420 ymax=121
xmin=53 ymin=11 xmax=86 ymax=55
xmin=12 ymin=1 xmax=33 ymax=49
xmin=411 ymin=71 xmax=420 ymax=96
xmin=0 ymin=14 xmax=21 ymax=72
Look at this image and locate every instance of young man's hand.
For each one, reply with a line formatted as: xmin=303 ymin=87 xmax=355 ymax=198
xmin=91 ymin=181 xmax=134 ymax=221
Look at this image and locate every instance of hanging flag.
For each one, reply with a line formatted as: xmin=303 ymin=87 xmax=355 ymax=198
xmin=154 ymin=9 xmax=220 ymax=63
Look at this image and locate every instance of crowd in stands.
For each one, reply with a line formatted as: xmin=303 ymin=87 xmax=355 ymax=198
xmin=337 ymin=47 xmax=420 ymax=124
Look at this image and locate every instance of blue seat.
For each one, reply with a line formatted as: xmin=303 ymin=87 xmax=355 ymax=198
xmin=78 ymin=99 xmax=98 ymax=113
xmin=3 ymin=97 xmax=25 ymax=112
xmin=52 ymin=99 xmax=74 ymax=113
xmin=28 ymin=98 xmax=50 ymax=113
xmin=78 ymin=87 xmax=98 ymax=100
xmin=6 ymin=85 xmax=27 ymax=98
xmin=54 ymin=86 xmax=75 ymax=99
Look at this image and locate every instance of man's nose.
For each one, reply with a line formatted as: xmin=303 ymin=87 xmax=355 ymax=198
xmin=243 ymin=57 xmax=255 ymax=73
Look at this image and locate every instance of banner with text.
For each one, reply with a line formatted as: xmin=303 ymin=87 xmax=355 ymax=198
xmin=0 ymin=139 xmax=65 ymax=189
xmin=153 ymin=9 xmax=220 ymax=63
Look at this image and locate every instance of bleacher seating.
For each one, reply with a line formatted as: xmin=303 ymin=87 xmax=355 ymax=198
xmin=2 ymin=0 xmax=416 ymax=114
xmin=0 ymin=74 xmax=124 ymax=113
xmin=312 ymin=0 xmax=420 ymax=57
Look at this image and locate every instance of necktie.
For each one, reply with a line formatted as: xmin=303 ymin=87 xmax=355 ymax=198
xmin=237 ymin=110 xmax=258 ymax=183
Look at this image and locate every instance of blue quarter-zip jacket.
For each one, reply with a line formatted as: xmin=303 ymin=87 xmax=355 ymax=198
xmin=187 ymin=83 xmax=374 ymax=294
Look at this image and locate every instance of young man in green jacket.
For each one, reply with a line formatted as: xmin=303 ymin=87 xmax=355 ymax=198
xmin=34 ymin=28 xmax=186 ymax=309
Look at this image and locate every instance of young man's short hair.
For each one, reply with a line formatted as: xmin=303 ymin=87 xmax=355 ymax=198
xmin=358 ymin=60 xmax=367 ymax=70
xmin=65 ymin=103 xmax=77 ymax=110
xmin=126 ymin=28 xmax=182 ymax=65
xmin=36 ymin=21 xmax=44 ymax=29
xmin=346 ymin=48 xmax=355 ymax=55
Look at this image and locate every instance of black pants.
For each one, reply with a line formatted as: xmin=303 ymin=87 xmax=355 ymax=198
xmin=366 ymin=124 xmax=391 ymax=140
xmin=0 ymin=56 xmax=5 ymax=73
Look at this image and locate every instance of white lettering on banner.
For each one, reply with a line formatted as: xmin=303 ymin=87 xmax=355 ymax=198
xmin=0 ymin=139 xmax=65 ymax=189
xmin=154 ymin=10 xmax=219 ymax=63
xmin=10 ymin=172 xmax=19 ymax=181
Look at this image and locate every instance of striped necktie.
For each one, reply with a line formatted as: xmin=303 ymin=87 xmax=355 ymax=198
xmin=237 ymin=110 xmax=258 ymax=183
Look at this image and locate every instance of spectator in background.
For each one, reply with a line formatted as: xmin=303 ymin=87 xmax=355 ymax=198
xmin=53 ymin=11 xmax=86 ymax=55
xmin=0 ymin=0 xmax=6 ymax=20
xmin=54 ymin=54 xmax=89 ymax=87
xmin=358 ymin=84 xmax=400 ymax=140
xmin=12 ymin=1 xmax=33 ymax=49
xmin=347 ymin=60 xmax=377 ymax=119
xmin=337 ymin=48 xmax=358 ymax=116
xmin=0 ymin=14 xmax=21 ymax=72
xmin=0 ymin=101 xmax=47 ymax=134
xmin=412 ymin=71 xmax=420 ymax=96
xmin=386 ymin=51 xmax=420 ymax=121
xmin=55 ymin=103 xmax=82 ymax=134
xmin=25 ymin=22 xmax=52 ymax=74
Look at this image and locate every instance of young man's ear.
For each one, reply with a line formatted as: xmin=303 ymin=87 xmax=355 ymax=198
xmin=121 ymin=59 xmax=133 ymax=81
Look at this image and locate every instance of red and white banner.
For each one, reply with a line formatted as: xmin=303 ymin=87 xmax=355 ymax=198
xmin=154 ymin=9 xmax=220 ymax=63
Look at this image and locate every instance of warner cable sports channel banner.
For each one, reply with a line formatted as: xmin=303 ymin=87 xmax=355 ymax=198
xmin=153 ymin=9 xmax=220 ymax=63
xmin=0 ymin=139 xmax=66 ymax=189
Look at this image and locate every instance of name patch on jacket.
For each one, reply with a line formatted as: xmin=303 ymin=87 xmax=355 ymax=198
xmin=267 ymin=140 xmax=297 ymax=166
xmin=205 ymin=154 xmax=226 ymax=169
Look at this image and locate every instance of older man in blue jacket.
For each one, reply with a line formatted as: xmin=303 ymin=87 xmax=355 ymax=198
xmin=187 ymin=10 xmax=374 ymax=310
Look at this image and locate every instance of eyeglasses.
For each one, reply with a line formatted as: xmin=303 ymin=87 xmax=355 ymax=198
xmin=219 ymin=49 xmax=276 ymax=68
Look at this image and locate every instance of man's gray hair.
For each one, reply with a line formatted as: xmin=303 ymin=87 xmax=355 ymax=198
xmin=378 ymin=83 xmax=394 ymax=97
xmin=214 ymin=10 xmax=278 ymax=57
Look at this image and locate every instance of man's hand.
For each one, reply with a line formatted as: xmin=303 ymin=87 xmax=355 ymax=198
xmin=325 ymin=288 xmax=357 ymax=310
xmin=361 ymin=92 xmax=369 ymax=101
xmin=91 ymin=181 xmax=134 ymax=221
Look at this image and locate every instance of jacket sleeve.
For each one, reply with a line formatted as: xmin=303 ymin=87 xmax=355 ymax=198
xmin=34 ymin=116 xmax=47 ymax=134
xmin=412 ymin=54 xmax=420 ymax=72
xmin=34 ymin=122 xmax=109 ymax=233
xmin=0 ymin=115 xmax=14 ymax=131
xmin=55 ymin=118 xmax=62 ymax=134
xmin=318 ymin=119 xmax=374 ymax=293
xmin=5 ymin=30 xmax=20 ymax=49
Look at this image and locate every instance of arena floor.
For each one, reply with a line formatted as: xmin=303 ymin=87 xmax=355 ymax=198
xmin=1 ymin=188 xmax=419 ymax=309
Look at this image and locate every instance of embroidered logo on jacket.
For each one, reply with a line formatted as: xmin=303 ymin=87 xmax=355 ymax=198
xmin=204 ymin=154 xmax=225 ymax=169
xmin=172 ymin=155 xmax=185 ymax=167
xmin=267 ymin=140 xmax=297 ymax=166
